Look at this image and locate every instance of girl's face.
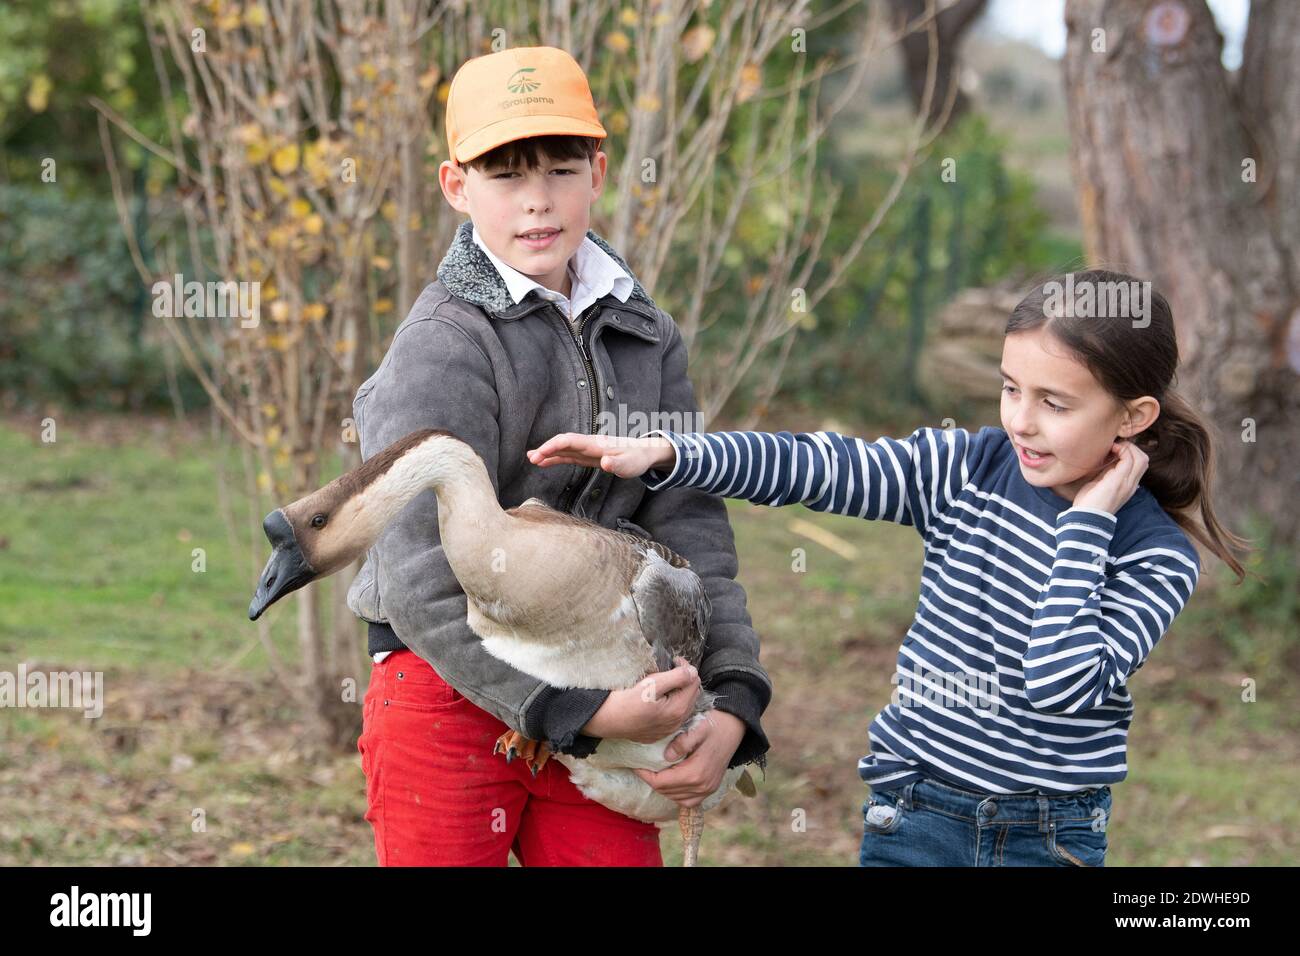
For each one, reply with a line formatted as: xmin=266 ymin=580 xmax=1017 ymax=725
xmin=999 ymin=327 xmax=1157 ymax=502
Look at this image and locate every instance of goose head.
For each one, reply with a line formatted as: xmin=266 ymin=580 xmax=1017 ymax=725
xmin=248 ymin=428 xmax=490 ymax=620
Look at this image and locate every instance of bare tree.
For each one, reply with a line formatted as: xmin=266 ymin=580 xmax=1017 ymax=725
xmin=887 ymin=0 xmax=988 ymax=132
xmin=1062 ymin=0 xmax=1298 ymax=546
xmin=96 ymin=0 xmax=941 ymax=749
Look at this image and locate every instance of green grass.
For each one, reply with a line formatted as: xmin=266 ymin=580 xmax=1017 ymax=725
xmin=0 ymin=419 xmax=353 ymax=675
xmin=1 ymin=414 xmax=1296 ymax=866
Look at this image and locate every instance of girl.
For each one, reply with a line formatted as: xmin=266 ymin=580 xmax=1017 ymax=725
xmin=527 ymin=269 xmax=1248 ymax=867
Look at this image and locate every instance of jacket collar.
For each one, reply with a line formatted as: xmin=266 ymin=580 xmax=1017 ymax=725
xmin=436 ymin=220 xmax=660 ymax=323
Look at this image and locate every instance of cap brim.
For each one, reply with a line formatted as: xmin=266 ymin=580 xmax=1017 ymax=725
xmin=455 ymin=115 xmax=608 ymax=164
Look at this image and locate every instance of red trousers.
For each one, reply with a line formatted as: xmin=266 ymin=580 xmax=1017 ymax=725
xmin=357 ymin=649 xmax=664 ymax=866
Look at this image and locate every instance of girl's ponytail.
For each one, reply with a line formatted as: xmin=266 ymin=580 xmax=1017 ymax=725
xmin=1138 ymin=389 xmax=1248 ymax=581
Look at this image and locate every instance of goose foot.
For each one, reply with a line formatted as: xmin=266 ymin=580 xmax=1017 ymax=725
xmin=493 ymin=731 xmax=551 ymax=777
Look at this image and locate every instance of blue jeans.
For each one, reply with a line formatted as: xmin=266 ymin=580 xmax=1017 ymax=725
xmin=859 ymin=777 xmax=1112 ymax=867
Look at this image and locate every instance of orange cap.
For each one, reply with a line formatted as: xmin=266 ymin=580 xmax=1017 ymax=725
xmin=445 ymin=46 xmax=607 ymax=164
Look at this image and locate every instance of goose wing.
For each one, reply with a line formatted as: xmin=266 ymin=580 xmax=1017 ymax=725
xmin=630 ymin=549 xmax=711 ymax=673
xmin=508 ymin=498 xmax=710 ymax=665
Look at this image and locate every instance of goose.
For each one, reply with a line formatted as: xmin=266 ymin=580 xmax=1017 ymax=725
xmin=246 ymin=427 xmax=756 ymax=866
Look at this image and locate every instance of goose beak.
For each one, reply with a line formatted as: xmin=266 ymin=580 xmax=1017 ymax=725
xmin=248 ymin=509 xmax=316 ymax=620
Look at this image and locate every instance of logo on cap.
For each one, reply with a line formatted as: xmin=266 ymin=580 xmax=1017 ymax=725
xmin=507 ymin=68 xmax=541 ymax=94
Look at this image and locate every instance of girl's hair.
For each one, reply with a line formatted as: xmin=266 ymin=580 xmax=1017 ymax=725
xmin=1006 ymin=269 xmax=1249 ymax=581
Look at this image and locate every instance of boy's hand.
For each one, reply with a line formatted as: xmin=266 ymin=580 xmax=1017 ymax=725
xmin=633 ymin=711 xmax=746 ymax=808
xmin=527 ymin=433 xmax=676 ymax=479
xmin=1073 ymin=440 xmax=1149 ymax=515
xmin=580 ymin=659 xmax=701 ymax=743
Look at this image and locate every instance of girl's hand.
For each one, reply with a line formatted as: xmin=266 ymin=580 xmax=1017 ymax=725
xmin=527 ymin=433 xmax=676 ymax=479
xmin=1072 ymin=440 xmax=1149 ymax=515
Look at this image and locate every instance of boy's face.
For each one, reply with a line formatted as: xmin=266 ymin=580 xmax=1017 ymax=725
xmin=439 ymin=146 xmax=607 ymax=296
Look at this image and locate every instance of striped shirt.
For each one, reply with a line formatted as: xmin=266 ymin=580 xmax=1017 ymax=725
xmin=640 ymin=426 xmax=1200 ymax=795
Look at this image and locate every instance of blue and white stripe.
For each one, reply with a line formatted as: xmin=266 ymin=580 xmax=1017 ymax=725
xmin=642 ymin=426 xmax=1200 ymax=795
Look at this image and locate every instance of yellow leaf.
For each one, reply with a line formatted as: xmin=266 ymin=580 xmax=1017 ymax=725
xmin=620 ymin=7 xmax=639 ymax=26
xmin=381 ymin=201 xmax=397 ymax=221
xmin=303 ymin=214 xmax=323 ymax=236
xmin=229 ymin=842 xmax=257 ymax=858
xmin=636 ymin=94 xmax=661 ymax=113
xmin=334 ymin=339 xmax=355 ymax=354
xmin=265 ymin=425 xmax=282 ymax=447
xmin=302 ymin=303 xmax=327 ymax=322
xmin=270 ymin=301 xmax=291 ymax=323
xmin=257 ymin=472 xmax=272 ymax=492
xmin=359 ymin=62 xmax=378 ymax=81
xmin=290 ymin=198 xmax=311 ymax=219
xmin=436 ymin=82 xmax=451 ymax=105
xmin=605 ymin=31 xmax=631 ymax=54
xmin=682 ymin=25 xmax=715 ymax=63
xmin=271 ymin=143 xmax=300 ymax=175
xmin=26 ymin=74 xmax=52 ymax=113
xmin=265 ymin=334 xmax=290 ymax=351
xmin=261 ymin=403 xmax=278 ymax=419
xmin=418 ymin=65 xmax=441 ymax=91
xmin=607 ymin=111 xmax=629 ymax=135
xmin=371 ymin=255 xmax=391 ymax=271
xmin=373 ymin=298 xmax=393 ymax=313
xmin=267 ymin=176 xmax=289 ymax=198
xmin=737 ymin=64 xmax=762 ymax=103
xmin=245 ymin=140 xmax=270 ymax=164
xmin=243 ymin=3 xmax=267 ymax=27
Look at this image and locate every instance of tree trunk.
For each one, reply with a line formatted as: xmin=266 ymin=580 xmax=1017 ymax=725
xmin=296 ymin=583 xmax=357 ymax=750
xmin=1062 ymin=0 xmax=1299 ymax=545
xmin=888 ymin=0 xmax=989 ymax=132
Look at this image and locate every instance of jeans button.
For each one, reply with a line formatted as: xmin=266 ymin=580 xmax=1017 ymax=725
xmin=983 ymin=800 xmax=997 ymax=818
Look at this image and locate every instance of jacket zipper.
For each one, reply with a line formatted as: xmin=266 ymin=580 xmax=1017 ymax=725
xmin=561 ymin=302 xmax=603 ymax=513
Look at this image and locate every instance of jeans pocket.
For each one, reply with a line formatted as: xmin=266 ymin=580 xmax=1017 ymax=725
xmin=863 ymin=791 xmax=906 ymax=835
xmin=1046 ymin=817 xmax=1108 ymax=867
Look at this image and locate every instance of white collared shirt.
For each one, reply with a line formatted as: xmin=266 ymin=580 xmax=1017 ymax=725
xmin=472 ymin=225 xmax=633 ymax=322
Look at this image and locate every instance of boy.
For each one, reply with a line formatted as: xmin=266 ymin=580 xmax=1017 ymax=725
xmin=346 ymin=46 xmax=771 ymax=866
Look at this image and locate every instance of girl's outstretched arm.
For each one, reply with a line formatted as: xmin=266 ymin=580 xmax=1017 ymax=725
xmin=530 ymin=426 xmax=988 ymax=533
